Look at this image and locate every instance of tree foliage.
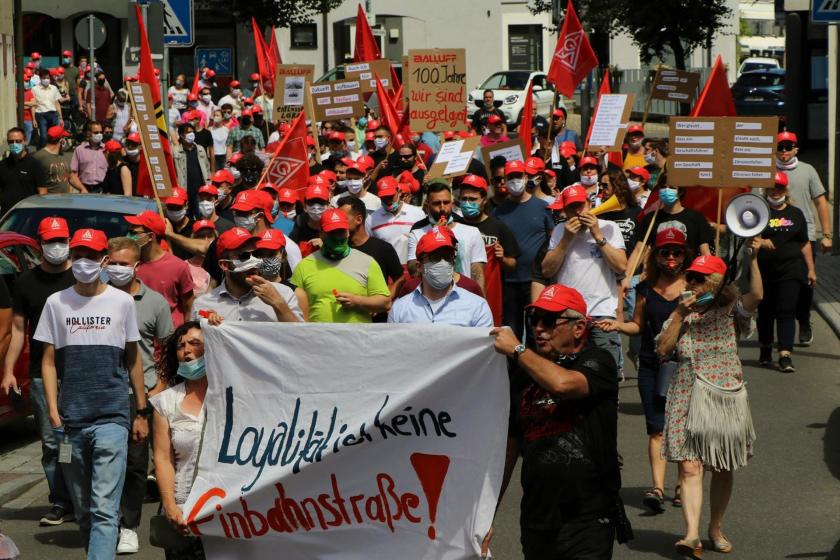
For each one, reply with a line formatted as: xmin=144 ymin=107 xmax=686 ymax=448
xmin=199 ymin=0 xmax=343 ymax=28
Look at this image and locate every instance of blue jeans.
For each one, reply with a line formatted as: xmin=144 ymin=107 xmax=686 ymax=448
xmin=624 ymin=274 xmax=642 ymax=363
xmin=23 ymin=121 xmax=34 ymax=145
xmin=35 ymin=110 xmax=60 ymax=148
xmin=55 ymin=423 xmax=129 ymax=560
xmin=589 ymin=320 xmax=623 ymax=374
xmin=30 ymin=378 xmax=73 ymax=510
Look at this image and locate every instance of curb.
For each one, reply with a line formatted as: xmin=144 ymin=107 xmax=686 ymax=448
xmin=814 ymin=300 xmax=840 ymax=339
xmin=0 ymin=474 xmax=42 ymax=508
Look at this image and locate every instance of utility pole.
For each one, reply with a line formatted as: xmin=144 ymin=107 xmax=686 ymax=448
xmin=834 ymin=22 xmax=840 ymax=255
xmin=14 ymin=0 xmax=23 ymax=126
xmin=321 ymin=0 xmax=329 ymax=73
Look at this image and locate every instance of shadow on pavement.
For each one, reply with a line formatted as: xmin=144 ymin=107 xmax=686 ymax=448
xmin=618 ymin=402 xmax=645 ymax=417
xmin=0 ymin=506 xmax=48 ymax=522
xmin=824 ymin=407 xmax=840 ymax=481
xmin=33 ymin=528 xmax=84 ymax=549
xmin=618 ymin=528 xmax=680 ymax=559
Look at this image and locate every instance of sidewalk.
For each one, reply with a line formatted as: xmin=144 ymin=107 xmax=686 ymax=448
xmin=0 ymin=434 xmax=44 ymax=506
xmin=814 ymin=252 xmax=840 ymax=337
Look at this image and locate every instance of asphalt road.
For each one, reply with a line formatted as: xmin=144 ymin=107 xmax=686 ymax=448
xmin=1 ymin=314 xmax=838 ymax=559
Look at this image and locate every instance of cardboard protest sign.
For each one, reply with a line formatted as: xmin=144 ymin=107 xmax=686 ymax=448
xmin=273 ymin=64 xmax=315 ymax=123
xmin=480 ymin=139 xmax=527 ymax=170
xmin=668 ymin=116 xmax=777 ymax=188
xmin=407 ymin=49 xmax=468 ymax=132
xmin=425 ymin=136 xmax=481 ymax=180
xmin=650 ymin=68 xmax=701 ymax=104
xmin=309 ymin=78 xmax=365 ymax=121
xmin=183 ymin=322 xmax=508 ymax=560
xmin=344 ymin=59 xmax=392 ymax=93
xmin=587 ymin=93 xmax=635 ymax=151
xmin=128 ymin=82 xmax=173 ymax=198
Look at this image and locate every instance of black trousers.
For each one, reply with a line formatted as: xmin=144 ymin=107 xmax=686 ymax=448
xmin=758 ymin=278 xmax=801 ymax=352
xmin=521 ymin=518 xmax=615 ymax=560
xmin=120 ymin=399 xmax=149 ymax=530
xmin=502 ymin=282 xmax=531 ymax=341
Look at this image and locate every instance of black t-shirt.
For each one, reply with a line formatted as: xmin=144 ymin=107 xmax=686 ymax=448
xmin=469 ymin=216 xmax=522 ymax=259
xmin=758 ymin=204 xmax=808 ymax=283
xmin=12 ymin=267 xmax=75 ymax=378
xmin=202 ymin=238 xmax=223 ymax=285
xmin=639 ymin=207 xmax=713 ymax=253
xmin=530 ymin=240 xmax=549 ymax=286
xmin=353 ymin=236 xmax=403 ymax=284
xmin=289 ymin=214 xmax=320 ymax=244
xmin=195 ymin=129 xmax=213 ymax=152
xmin=509 ymin=346 xmax=619 ymax=528
xmin=599 ymin=207 xmax=640 ymax=252
xmin=635 ymin=280 xmax=680 ymax=367
xmin=171 ymin=218 xmax=196 ymax=260
xmin=213 ymin=216 xmax=235 ymax=234
xmin=471 ymin=107 xmax=506 ymax=132
xmin=0 ymin=155 xmax=46 ymax=214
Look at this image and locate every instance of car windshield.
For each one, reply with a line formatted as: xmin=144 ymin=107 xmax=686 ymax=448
xmin=736 ymin=73 xmax=784 ymax=87
xmin=742 ymin=62 xmax=776 ymax=73
xmin=480 ymin=72 xmax=531 ymax=91
xmin=0 ymin=208 xmax=139 ymax=240
xmin=0 ymin=242 xmax=39 ymax=276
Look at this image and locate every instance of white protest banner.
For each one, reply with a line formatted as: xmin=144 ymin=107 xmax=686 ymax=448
xmin=587 ymin=93 xmax=634 ymax=151
xmin=183 ymin=322 xmax=509 ymax=559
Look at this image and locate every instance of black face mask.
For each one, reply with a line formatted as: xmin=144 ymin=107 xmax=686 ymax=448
xmin=400 ymin=159 xmax=414 ymax=169
xmin=241 ymin=169 xmax=260 ymax=187
xmin=97 ymin=78 xmax=105 ymax=86
xmin=240 ymin=117 xmax=252 ymax=127
xmin=103 ymin=132 xmax=113 ymax=141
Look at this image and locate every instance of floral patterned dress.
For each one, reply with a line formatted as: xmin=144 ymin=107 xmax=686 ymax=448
xmin=662 ymin=303 xmax=754 ymax=465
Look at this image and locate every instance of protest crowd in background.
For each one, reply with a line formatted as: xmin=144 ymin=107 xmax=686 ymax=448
xmin=0 ymin=2 xmax=832 ymax=560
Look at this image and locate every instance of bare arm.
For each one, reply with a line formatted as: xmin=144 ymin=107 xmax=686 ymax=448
xmin=125 ymin=341 xmax=148 ymax=443
xmin=335 ymin=293 xmax=391 ymax=314
xmin=470 ymin=262 xmax=486 ymax=295
xmin=740 ymin=242 xmax=763 ymax=313
xmin=0 ymin=308 xmax=11 ymax=365
xmin=542 ymin=225 xmax=576 ymax=279
xmin=69 ymin=172 xmax=87 ymax=193
xmin=656 ymin=307 xmax=688 ymax=360
xmin=1 ymin=315 xmax=26 ymax=394
xmin=41 ymin=343 xmax=61 ymax=427
xmin=814 ymin=194 xmax=832 ymax=253
xmin=152 ymin=411 xmax=189 ymax=533
xmin=179 ymin=292 xmax=194 ymax=323
xmin=294 ymin=287 xmax=310 ymax=322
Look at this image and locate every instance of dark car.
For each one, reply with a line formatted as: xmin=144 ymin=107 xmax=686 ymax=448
xmin=0 ymin=194 xmax=157 ymax=240
xmin=0 ymin=232 xmax=42 ymax=428
xmin=731 ymin=68 xmax=785 ymax=116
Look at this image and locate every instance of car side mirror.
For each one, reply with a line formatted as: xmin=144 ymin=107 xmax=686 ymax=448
xmin=532 ymin=85 xmax=543 ymax=92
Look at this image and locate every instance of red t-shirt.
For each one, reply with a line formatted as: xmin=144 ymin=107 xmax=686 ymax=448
xmin=23 ymin=90 xmax=33 ymax=122
xmin=136 ymin=252 xmax=194 ymax=327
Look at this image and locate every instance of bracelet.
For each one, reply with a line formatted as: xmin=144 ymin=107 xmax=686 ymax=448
xmin=823 ymin=233 xmax=832 ymax=239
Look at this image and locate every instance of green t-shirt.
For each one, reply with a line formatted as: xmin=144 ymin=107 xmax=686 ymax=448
xmin=291 ymin=249 xmax=390 ymax=323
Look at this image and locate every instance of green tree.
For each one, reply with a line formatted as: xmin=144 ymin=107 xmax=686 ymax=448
xmin=201 ymin=0 xmax=343 ymax=28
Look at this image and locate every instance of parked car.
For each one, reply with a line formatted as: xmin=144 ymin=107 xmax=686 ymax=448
xmin=0 ymin=232 xmax=42 ymax=428
xmin=467 ymin=70 xmax=563 ymax=130
xmin=737 ymin=56 xmax=781 ymax=78
xmin=731 ymin=68 xmax=785 ymax=116
xmin=0 ymin=194 xmax=157 ymax=240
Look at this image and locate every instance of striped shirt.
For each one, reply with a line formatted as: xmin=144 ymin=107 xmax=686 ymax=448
xmin=366 ymin=203 xmax=426 ymax=264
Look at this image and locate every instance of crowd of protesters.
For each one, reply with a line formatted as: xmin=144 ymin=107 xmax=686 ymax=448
xmin=0 ymin=50 xmax=833 ymax=560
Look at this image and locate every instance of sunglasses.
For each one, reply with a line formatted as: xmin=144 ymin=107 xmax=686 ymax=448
xmin=492 ymin=176 xmax=506 ymax=183
xmin=657 ymin=248 xmax=685 ymax=258
xmin=685 ymin=272 xmax=707 ymax=284
xmin=527 ymin=309 xmax=578 ymax=327
xmin=399 ymin=154 xmax=414 ymax=160
xmin=777 ymin=144 xmax=795 ymax=152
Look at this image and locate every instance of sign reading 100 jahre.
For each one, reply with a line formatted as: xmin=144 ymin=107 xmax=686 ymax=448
xmin=407 ymin=49 xmax=467 ymax=132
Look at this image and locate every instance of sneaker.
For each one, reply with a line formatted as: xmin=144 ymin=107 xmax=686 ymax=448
xmin=39 ymin=505 xmax=73 ymax=526
xmin=759 ymin=346 xmax=773 ymax=366
xmin=116 ymin=528 xmax=139 ymax=554
xmin=778 ymin=355 xmax=795 ymax=373
xmin=798 ymin=322 xmax=813 ymax=346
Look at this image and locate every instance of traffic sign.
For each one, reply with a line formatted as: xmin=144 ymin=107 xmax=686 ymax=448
xmin=163 ymin=0 xmax=193 ymax=46
xmin=195 ymin=48 xmax=233 ymax=76
xmin=75 ymin=16 xmax=106 ymax=50
xmin=812 ymin=0 xmax=840 ymax=23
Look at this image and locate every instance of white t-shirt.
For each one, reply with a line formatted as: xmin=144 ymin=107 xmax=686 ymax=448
xmin=331 ymin=191 xmax=381 ymax=214
xmin=547 ymin=219 xmax=625 ymax=317
xmin=210 ymin=125 xmax=230 ymax=155
xmin=32 ymin=84 xmax=62 ymax=114
xmin=407 ymin=221 xmax=488 ymax=278
xmin=285 ymin=237 xmax=302 ymax=273
xmin=367 ymin=203 xmax=426 ymax=264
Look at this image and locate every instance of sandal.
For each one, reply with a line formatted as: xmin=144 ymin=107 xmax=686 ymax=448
xmin=673 ymin=484 xmax=683 ymax=507
xmin=675 ymin=538 xmax=703 ymax=559
xmin=642 ymin=487 xmax=665 ymax=513
xmin=708 ymin=531 xmax=733 ymax=553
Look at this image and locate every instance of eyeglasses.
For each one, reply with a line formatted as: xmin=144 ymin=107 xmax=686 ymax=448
xmin=527 ymin=309 xmax=578 ymax=327
xmin=685 ymin=272 xmax=707 ymax=284
xmin=777 ymin=144 xmax=795 ymax=152
xmin=7 ymin=139 xmax=23 ymax=144
xmin=657 ymin=248 xmax=685 ymax=258
xmin=399 ymin=154 xmax=414 ymax=160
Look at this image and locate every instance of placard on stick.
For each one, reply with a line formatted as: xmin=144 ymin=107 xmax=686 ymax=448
xmin=587 ymin=93 xmax=635 ymax=151
xmin=649 ymin=68 xmax=701 ymax=103
xmin=344 ymin=59 xmax=391 ymax=93
xmin=309 ymin=78 xmax=365 ymax=121
xmin=426 ymin=137 xmax=481 ymax=180
xmin=128 ymin=82 xmax=173 ymax=198
xmin=273 ymin=64 xmax=315 ymax=123
xmin=668 ymin=116 xmax=777 ymax=188
xmin=407 ymin=48 xmax=467 ymax=132
xmin=480 ymin=139 xmax=526 ymax=170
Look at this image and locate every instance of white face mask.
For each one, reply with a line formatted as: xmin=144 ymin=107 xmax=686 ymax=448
xmin=283 ymin=209 xmax=297 ymax=220
xmin=213 ymin=116 xmax=222 ymax=124
xmin=643 ymin=152 xmax=657 ymax=165
xmin=90 ymin=133 xmax=103 ymax=144
xmin=628 ymin=140 xmax=642 ymax=149
xmin=373 ymin=137 xmax=388 ymax=150
xmin=346 ymin=141 xmax=357 ymax=151
xmin=71 ymin=257 xmax=104 ymax=284
xmin=506 ymin=178 xmax=526 ymax=195
xmin=201 ymin=94 xmax=212 ymax=103
xmin=422 ymin=259 xmax=454 ymax=290
xmin=198 ymin=200 xmax=216 ymax=218
xmin=234 ymin=213 xmax=258 ymax=232
xmin=580 ymin=174 xmax=597 ymax=186
xmin=106 ymin=264 xmax=136 ymax=287
xmin=228 ymin=255 xmax=262 ymax=273
xmin=346 ymin=179 xmax=364 ymax=195
xmin=627 ymin=179 xmax=642 ymax=191
xmin=125 ymin=148 xmax=139 ymax=157
xmin=230 ymin=168 xmax=241 ymax=180
xmin=184 ymin=132 xmax=196 ymax=144
xmin=166 ymin=208 xmax=187 ymax=222
xmin=42 ymin=241 xmax=69 ymax=265
xmin=767 ymin=195 xmax=786 ymax=207
xmin=306 ymin=203 xmax=326 ymax=221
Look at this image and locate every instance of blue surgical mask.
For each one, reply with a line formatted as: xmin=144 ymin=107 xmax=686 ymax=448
xmin=695 ymin=292 xmax=715 ymax=307
xmin=271 ymin=199 xmax=280 ymax=217
xmin=9 ymin=142 xmax=24 ymax=156
xmin=460 ymin=201 xmax=481 ymax=218
xmin=177 ymin=356 xmax=206 ymax=380
xmin=659 ymin=187 xmax=679 ymax=206
xmin=358 ymin=117 xmax=368 ymax=128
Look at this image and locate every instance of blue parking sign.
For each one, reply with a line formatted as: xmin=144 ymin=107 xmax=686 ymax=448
xmin=163 ymin=0 xmax=194 ymax=45
xmin=812 ymin=0 xmax=840 ymax=22
xmin=195 ymin=48 xmax=233 ymax=76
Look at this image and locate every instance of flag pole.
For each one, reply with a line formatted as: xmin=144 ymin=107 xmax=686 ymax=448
xmin=627 ymin=207 xmax=659 ymax=277
xmin=715 ymin=188 xmax=723 ymax=254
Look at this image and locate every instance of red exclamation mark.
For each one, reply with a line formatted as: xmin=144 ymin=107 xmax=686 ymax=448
xmin=410 ymin=453 xmax=450 ymax=540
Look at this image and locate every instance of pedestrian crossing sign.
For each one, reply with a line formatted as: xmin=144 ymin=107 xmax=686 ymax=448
xmin=812 ymin=0 xmax=840 ymax=23
xmin=163 ymin=0 xmax=194 ymax=46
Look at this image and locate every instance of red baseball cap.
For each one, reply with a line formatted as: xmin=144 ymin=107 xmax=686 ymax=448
xmin=258 ymin=182 xmax=280 ymax=194
xmin=398 ymin=170 xmax=420 ymax=193
xmin=365 ymin=131 xmax=375 ymax=141
xmin=628 ymin=166 xmax=651 ymax=182
xmin=416 ymin=227 xmax=456 ymax=257
xmin=230 ymin=80 xmax=240 ymax=88
xmin=627 ymin=124 xmax=644 ymax=135
xmin=232 ymin=190 xmax=275 ymax=223
xmin=216 ymin=227 xmax=257 ymax=257
xmin=376 ymin=176 xmax=399 ymax=198
xmin=104 ymin=140 xmax=123 ymax=153
xmin=356 ymin=155 xmax=375 ymax=171
xmin=38 ymin=216 xmax=70 ymax=241
xmin=685 ymin=255 xmax=727 ymax=276
xmin=305 ymin=183 xmax=329 ymax=202
xmin=774 ymin=171 xmax=789 ymax=187
xmin=62 ymin=50 xmax=72 ymax=57
xmin=243 ymin=97 xmax=254 ymax=105
xmin=250 ymin=73 xmax=260 ymax=81
xmin=47 ymin=125 xmax=70 ymax=140
xmin=561 ymin=184 xmax=588 ymax=206
xmin=487 ymin=114 xmax=503 ymax=125
xmin=278 ymin=187 xmax=298 ymax=204
xmin=204 ymin=68 xmax=216 ymax=78
xmin=256 ymin=229 xmax=287 ymax=250
xmin=198 ymin=184 xmax=219 ymax=197
xmin=251 ymin=105 xmax=263 ymax=114
xmin=547 ymin=194 xmax=564 ymax=210
xmin=30 ymin=52 xmax=41 ymax=60
xmin=777 ymin=131 xmax=798 ymax=145
xmin=164 ymin=187 xmax=188 ymax=207
xmin=654 ymin=227 xmax=687 ymax=248
xmin=212 ymin=169 xmax=235 ymax=184
xmin=320 ymin=208 xmax=350 ymax=232
xmin=346 ymin=162 xmax=367 ymax=175
xmin=192 ymin=219 xmax=217 ymax=234
xmin=327 ymin=131 xmax=345 ymax=142
xmin=544 ymin=169 xmax=556 ymax=178
xmin=366 ymin=119 xmax=380 ymax=131
xmin=552 ymin=107 xmax=568 ymax=119
xmin=241 ymin=108 xmax=253 ymax=118
xmin=187 ymin=93 xmax=198 ymax=102
xmin=319 ymin=170 xmax=337 ymax=184
xmin=443 ymin=131 xmax=455 ymax=140
xmin=308 ymin=174 xmax=329 ymax=187
xmin=125 ymin=210 xmax=166 ymax=238
xmin=504 ymin=160 xmax=526 ymax=175
xmin=524 ymin=157 xmax=545 ymax=175
xmin=559 ymin=141 xmax=577 ymax=158
xmin=305 ymin=136 xmax=316 ymax=147
xmin=126 ymin=132 xmax=141 ymax=145
xmin=460 ymin=174 xmax=488 ymax=191
xmin=70 ymin=228 xmax=108 ymax=252
xmin=580 ymin=156 xmax=599 ymax=168
xmin=527 ymin=284 xmax=587 ymax=316
xmin=278 ymin=123 xmax=292 ymax=134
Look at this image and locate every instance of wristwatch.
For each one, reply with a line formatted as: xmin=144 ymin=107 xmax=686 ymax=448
xmin=136 ymin=405 xmax=153 ymax=419
xmin=595 ymin=236 xmax=608 ymax=247
xmin=823 ymin=232 xmax=832 ymax=240
xmin=512 ymin=344 xmax=527 ymax=364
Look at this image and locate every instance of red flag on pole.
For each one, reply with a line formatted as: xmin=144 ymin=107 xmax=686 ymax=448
xmin=520 ymin=80 xmax=534 ymax=156
xmin=691 ymin=55 xmax=736 ymax=117
xmin=375 ymin=74 xmax=401 ymax=138
xmin=134 ymin=3 xmax=178 ymax=194
xmin=546 ymin=0 xmax=599 ymax=98
xmin=263 ymin=111 xmax=310 ymax=195
xmin=190 ymin=67 xmax=200 ymax=96
xmin=353 ymin=4 xmax=381 ymax=62
xmin=252 ymin=18 xmax=273 ymax=95
xmin=268 ymin=26 xmax=282 ymax=65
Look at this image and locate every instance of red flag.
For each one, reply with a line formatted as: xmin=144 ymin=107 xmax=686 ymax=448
xmin=135 ymin=152 xmax=154 ymax=198
xmin=268 ymin=27 xmax=282 ymax=65
xmin=547 ymin=0 xmax=598 ymax=98
xmin=252 ymin=18 xmax=272 ymax=95
xmin=353 ymin=4 xmax=381 ymax=62
xmin=263 ymin=111 xmax=310 ymax=195
xmin=393 ymin=83 xmax=404 ymax=111
xmin=134 ymin=4 xmax=178 ymax=193
xmin=375 ymin=74 xmax=402 ymax=142
xmin=190 ymin=67 xmax=200 ymax=96
xmin=484 ymin=245 xmax=503 ymax=327
xmin=520 ymin=80 xmax=534 ymax=156
xmin=691 ymin=55 xmax=736 ymax=117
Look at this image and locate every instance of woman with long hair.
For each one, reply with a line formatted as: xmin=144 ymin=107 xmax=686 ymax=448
xmin=150 ymin=321 xmax=207 ymax=560
xmin=101 ymin=140 xmax=132 ymax=196
xmin=656 ymin=247 xmax=762 ymax=558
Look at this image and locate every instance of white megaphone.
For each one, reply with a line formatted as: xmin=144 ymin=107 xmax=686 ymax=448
xmin=724 ymin=193 xmax=770 ymax=238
